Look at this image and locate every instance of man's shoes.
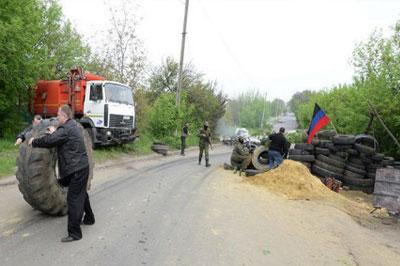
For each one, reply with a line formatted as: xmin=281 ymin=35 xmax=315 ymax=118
xmin=61 ymin=236 xmax=79 ymax=243
xmin=82 ymin=215 xmax=95 ymax=225
xmin=81 ymin=220 xmax=95 ymax=225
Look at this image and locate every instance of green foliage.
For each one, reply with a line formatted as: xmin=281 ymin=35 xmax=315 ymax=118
xmin=0 ymin=138 xmax=18 ymax=178
xmin=149 ymin=93 xmax=178 ymax=139
xmin=291 ymin=20 xmax=400 ymax=157
xmin=286 ymin=130 xmax=307 ymax=144
xmin=0 ymin=0 xmax=89 ymax=137
xmin=222 ymin=90 xmax=286 ymax=131
xmin=146 ymin=57 xmax=227 ymax=141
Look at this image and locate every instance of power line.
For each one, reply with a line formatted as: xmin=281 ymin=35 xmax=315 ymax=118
xmin=196 ymin=0 xmax=257 ymax=90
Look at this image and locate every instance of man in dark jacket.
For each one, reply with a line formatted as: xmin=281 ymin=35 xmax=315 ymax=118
xmin=230 ymin=136 xmax=251 ymax=175
xmin=268 ymin=127 xmax=288 ymax=169
xmin=15 ymin=115 xmax=42 ymax=145
xmin=29 ymin=105 xmax=95 ymax=242
xmin=181 ymin=122 xmax=189 ymax=156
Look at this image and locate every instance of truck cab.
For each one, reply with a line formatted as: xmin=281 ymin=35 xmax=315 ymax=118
xmin=82 ymin=81 xmax=136 ymax=146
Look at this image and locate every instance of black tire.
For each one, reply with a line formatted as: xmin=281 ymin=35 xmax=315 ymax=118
xmin=85 ymin=127 xmax=96 ymax=149
xmin=289 ymin=149 xmax=310 ymax=156
xmin=326 ymin=143 xmax=338 ymax=153
xmin=348 ymin=156 xmax=363 ymax=165
xmin=366 ymin=172 xmax=376 ymax=179
xmin=333 ymin=145 xmax=353 ymax=151
xmin=294 ymin=143 xmax=314 ymax=151
xmin=346 ymin=149 xmax=358 ymax=156
xmin=16 ymin=120 xmax=94 ymax=216
xmin=314 ymin=147 xmax=330 ymax=156
xmin=371 ymin=153 xmax=384 ymax=161
xmin=342 ymin=175 xmax=374 ymax=187
xmin=301 ymin=162 xmax=312 ymax=168
xmin=328 ymin=154 xmax=346 ymax=163
xmin=333 ymin=134 xmax=355 ymax=145
xmin=314 ymin=160 xmax=344 ymax=174
xmin=289 ymin=155 xmax=315 ymax=162
xmin=252 ymin=146 xmax=270 ymax=171
xmin=317 ymin=130 xmax=337 ymax=139
xmin=333 ymin=151 xmax=348 ymax=159
xmin=311 ymin=165 xmax=343 ymax=180
xmin=151 ymin=144 xmax=168 ymax=156
xmin=344 ymin=170 xmax=365 ymax=180
xmin=346 ymin=162 xmax=365 ymax=171
xmin=360 ymin=156 xmax=373 ymax=165
xmin=354 ymin=143 xmax=376 ymax=156
xmin=345 ymin=164 xmax=366 ymax=176
xmin=318 ymin=140 xmax=333 ymax=148
xmin=317 ymin=154 xmax=346 ymax=168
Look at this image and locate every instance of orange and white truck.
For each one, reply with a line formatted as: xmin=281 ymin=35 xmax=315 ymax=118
xmin=33 ymin=67 xmax=136 ymax=147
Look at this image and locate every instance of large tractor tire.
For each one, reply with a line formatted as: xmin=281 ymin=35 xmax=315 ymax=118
xmin=16 ymin=119 xmax=94 ymax=216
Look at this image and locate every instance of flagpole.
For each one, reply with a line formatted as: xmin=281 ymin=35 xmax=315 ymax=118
xmin=329 ymin=120 xmax=338 ymax=134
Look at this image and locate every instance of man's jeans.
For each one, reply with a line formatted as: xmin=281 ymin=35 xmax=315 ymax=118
xmin=268 ymin=149 xmax=283 ymax=169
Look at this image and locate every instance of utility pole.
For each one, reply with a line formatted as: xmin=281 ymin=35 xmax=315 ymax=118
xmin=260 ymin=92 xmax=267 ymax=129
xmin=176 ymin=0 xmax=190 ymax=107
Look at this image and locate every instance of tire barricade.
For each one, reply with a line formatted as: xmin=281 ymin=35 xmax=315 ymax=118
xmin=288 ymin=131 xmax=400 ymax=194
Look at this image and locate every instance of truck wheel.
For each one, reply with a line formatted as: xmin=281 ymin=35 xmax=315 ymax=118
xmin=16 ymin=120 xmax=94 ymax=216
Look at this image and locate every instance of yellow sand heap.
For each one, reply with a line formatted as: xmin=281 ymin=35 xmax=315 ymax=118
xmin=246 ymin=160 xmax=389 ymax=222
xmin=247 ymin=160 xmax=337 ymax=200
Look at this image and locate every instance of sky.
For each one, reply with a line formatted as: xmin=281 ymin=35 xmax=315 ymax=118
xmin=59 ymin=0 xmax=400 ymax=101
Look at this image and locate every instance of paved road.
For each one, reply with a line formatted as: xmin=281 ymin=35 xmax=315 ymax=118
xmin=272 ymin=112 xmax=298 ymax=133
xmin=2 ymin=144 xmax=400 ymax=265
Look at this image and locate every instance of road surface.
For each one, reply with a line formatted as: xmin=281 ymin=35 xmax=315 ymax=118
xmin=1 ymin=145 xmax=400 ymax=265
xmin=272 ymin=112 xmax=298 ymax=133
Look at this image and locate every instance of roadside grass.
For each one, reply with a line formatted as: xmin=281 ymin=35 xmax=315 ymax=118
xmin=0 ymin=138 xmax=19 ymax=178
xmin=0 ymin=134 xmax=200 ymax=178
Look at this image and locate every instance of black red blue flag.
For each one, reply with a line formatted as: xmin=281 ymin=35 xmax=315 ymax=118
xmin=307 ymin=103 xmax=330 ymax=144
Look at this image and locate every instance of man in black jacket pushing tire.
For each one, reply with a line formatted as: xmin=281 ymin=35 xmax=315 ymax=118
xmin=29 ymin=105 xmax=95 ymax=243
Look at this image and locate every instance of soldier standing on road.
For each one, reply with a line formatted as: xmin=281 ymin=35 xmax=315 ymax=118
xmin=28 ymin=105 xmax=95 ymax=243
xmin=268 ymin=127 xmax=289 ymax=169
xmin=181 ymin=122 xmax=189 ymax=156
xmin=230 ymin=136 xmax=251 ymax=176
xmin=15 ymin=115 xmax=42 ymax=145
xmin=198 ymin=121 xmax=212 ymax=167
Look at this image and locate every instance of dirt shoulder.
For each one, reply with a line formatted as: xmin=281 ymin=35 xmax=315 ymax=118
xmin=212 ymin=166 xmax=400 ymax=265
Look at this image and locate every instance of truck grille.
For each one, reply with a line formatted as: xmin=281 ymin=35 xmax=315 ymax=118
xmin=109 ymin=114 xmax=134 ymax=128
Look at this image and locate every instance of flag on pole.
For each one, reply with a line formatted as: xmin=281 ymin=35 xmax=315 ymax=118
xmin=307 ymin=103 xmax=330 ymax=144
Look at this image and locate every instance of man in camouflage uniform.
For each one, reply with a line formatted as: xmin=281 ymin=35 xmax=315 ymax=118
xmin=230 ymin=136 xmax=251 ymax=175
xmin=198 ymin=121 xmax=212 ymax=167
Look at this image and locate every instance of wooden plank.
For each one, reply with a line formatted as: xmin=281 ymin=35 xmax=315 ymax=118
xmin=373 ymin=168 xmax=400 ymax=214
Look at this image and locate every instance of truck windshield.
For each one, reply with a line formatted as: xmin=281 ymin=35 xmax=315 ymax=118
xmin=104 ymin=83 xmax=134 ymax=105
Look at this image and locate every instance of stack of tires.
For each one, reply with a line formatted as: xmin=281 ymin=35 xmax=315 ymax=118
xmin=288 ymin=143 xmax=315 ymax=169
xmin=288 ymin=130 xmax=399 ymax=194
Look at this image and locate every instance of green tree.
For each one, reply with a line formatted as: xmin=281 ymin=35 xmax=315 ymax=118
xmin=0 ymin=0 xmax=88 ymax=136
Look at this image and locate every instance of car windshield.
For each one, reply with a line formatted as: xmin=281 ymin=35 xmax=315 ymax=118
xmin=104 ymin=83 xmax=134 ymax=105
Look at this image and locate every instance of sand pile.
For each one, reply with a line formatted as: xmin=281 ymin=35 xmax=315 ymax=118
xmin=245 ymin=160 xmax=390 ymax=223
xmin=247 ymin=160 xmax=333 ymax=200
